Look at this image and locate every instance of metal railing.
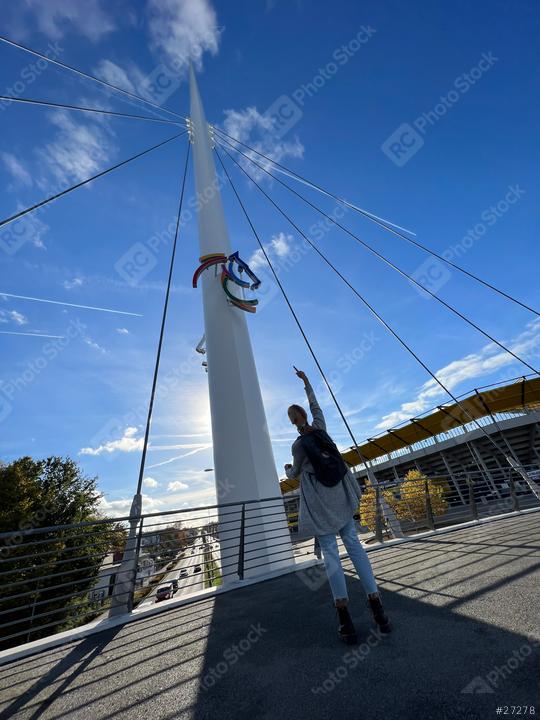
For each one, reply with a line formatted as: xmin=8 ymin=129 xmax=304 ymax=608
xmin=369 ymin=466 xmax=540 ymax=541
xmin=1 ymin=467 xmax=538 ymax=651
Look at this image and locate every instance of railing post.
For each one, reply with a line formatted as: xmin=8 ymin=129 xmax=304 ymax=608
xmin=130 ymin=516 xmax=145 ymax=609
xmin=237 ymin=503 xmax=246 ymax=580
xmin=374 ymin=486 xmax=384 ymax=543
xmin=424 ymin=479 xmax=435 ymax=531
xmin=110 ymin=492 xmax=142 ymax=617
xmin=467 ymin=475 xmax=479 ymax=521
xmin=508 ymin=474 xmax=520 ymax=513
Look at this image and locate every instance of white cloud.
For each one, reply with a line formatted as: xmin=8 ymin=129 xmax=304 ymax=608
xmin=116 ymin=327 xmax=130 ymax=335
xmin=271 ymin=232 xmax=292 ymax=257
xmin=0 ymin=309 xmax=29 ymax=325
xmin=375 ymin=318 xmax=540 ymax=430
xmin=220 ymin=106 xmax=304 ymax=182
xmin=1 ymin=152 xmax=32 ymax=187
xmin=83 ymin=336 xmax=107 ymax=354
xmin=19 ymin=0 xmax=115 ymax=42
xmin=63 ymin=277 xmax=84 ymax=290
xmin=143 ymin=477 xmax=159 ymax=488
xmin=98 ymin=486 xmax=221 ymax=519
xmin=94 ymin=59 xmax=136 ymax=93
xmin=80 ymin=426 xmax=142 ymax=456
xmin=37 ymin=111 xmax=116 ymax=186
xmin=93 ymin=59 xmax=164 ymax=105
xmin=147 ymin=0 xmax=221 ymax=72
xmin=92 ymin=1 xmax=220 ymax=106
xmin=249 ymin=231 xmax=294 ymax=270
xmin=7 ymin=209 xmax=49 ymax=249
xmin=167 ymin=480 xmax=189 ymax=491
xmin=99 ymin=493 xmax=164 ymax=516
xmin=9 ymin=310 xmax=28 ymax=326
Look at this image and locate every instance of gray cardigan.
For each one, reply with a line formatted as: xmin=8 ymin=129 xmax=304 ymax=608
xmin=285 ymin=382 xmax=361 ymax=537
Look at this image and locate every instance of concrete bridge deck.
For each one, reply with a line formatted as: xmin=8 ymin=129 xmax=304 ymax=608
xmin=1 ymin=513 xmax=539 ymax=720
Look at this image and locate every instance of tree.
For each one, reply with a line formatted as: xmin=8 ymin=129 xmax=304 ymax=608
xmin=395 ymin=470 xmax=449 ymax=521
xmin=358 ymin=470 xmax=449 ymax=531
xmin=0 ymin=456 xmax=125 ymax=649
xmin=358 ymin=484 xmax=396 ymax=531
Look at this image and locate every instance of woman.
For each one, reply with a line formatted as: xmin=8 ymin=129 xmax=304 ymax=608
xmin=285 ymin=368 xmax=391 ymax=645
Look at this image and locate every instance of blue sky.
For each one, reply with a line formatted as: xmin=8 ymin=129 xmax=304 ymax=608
xmin=1 ymin=0 xmax=539 ymax=517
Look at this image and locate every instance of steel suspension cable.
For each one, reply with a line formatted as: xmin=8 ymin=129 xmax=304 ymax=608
xmin=136 ymin=143 xmax=191 ymax=495
xmin=214 ymin=126 xmax=540 ymax=317
xmin=215 ymin=148 xmax=387 ymax=479
xmin=213 ymin=127 xmax=415 ymax=236
xmin=0 ymin=34 xmax=187 ymax=122
xmin=0 ymin=94 xmax=184 ymax=125
xmin=216 ymin=137 xmax=538 ymax=375
xmin=0 ymin=131 xmax=187 ymax=232
xmin=214 ymin=146 xmax=521 ymax=464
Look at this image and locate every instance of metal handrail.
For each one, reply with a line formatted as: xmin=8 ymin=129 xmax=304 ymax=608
xmin=1 ymin=473 xmax=538 ymax=652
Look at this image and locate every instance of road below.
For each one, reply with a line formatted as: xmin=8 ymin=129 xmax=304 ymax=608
xmin=137 ymin=535 xmax=206 ymax=608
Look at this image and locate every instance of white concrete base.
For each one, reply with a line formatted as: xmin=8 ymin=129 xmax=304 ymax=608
xmin=1 ymin=505 xmax=538 ymax=666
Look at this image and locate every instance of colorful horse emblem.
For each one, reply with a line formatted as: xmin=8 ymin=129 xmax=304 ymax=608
xmin=193 ymin=251 xmax=262 ymax=313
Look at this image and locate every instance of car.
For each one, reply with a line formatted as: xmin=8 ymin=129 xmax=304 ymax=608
xmin=179 ymin=568 xmax=188 ymax=578
xmin=155 ymin=583 xmax=173 ymax=602
xmin=171 ymin=578 xmax=179 ymax=592
xmin=193 ymin=565 xmax=202 ymax=573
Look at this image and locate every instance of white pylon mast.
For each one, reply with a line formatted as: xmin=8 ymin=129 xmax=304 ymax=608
xmin=189 ymin=67 xmax=292 ymax=577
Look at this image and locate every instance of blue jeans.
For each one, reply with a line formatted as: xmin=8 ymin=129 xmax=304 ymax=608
xmin=317 ymin=519 xmax=378 ymax=601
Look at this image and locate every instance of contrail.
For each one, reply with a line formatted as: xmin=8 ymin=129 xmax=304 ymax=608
xmin=0 ymin=292 xmax=143 ymax=316
xmin=0 ymin=330 xmax=65 ymax=339
xmin=147 ymin=446 xmax=212 ymax=469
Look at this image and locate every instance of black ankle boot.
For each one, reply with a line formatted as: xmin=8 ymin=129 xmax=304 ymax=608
xmin=368 ymin=594 xmax=392 ymax=634
xmin=336 ymin=605 xmax=357 ymax=645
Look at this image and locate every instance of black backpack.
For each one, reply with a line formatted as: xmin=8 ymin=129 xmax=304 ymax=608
xmin=300 ymin=428 xmax=348 ymax=487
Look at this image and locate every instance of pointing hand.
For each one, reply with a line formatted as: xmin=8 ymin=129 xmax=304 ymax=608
xmin=294 ymin=368 xmax=308 ymax=383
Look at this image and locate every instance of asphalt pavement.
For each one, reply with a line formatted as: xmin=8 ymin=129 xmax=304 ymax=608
xmin=1 ymin=513 xmax=538 ymax=720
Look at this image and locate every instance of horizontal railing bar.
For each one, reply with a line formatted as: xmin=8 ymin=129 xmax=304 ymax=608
xmin=0 ymin=519 xmax=131 ymax=541
xmin=0 ymin=495 xmax=288 ymax=541
xmin=0 ymin=591 xmax=133 ymax=642
xmin=0 ymin=558 xmax=119 ymax=591
xmin=0 ymin=543 xmax=120 ymax=566
xmin=0 ymin=586 xmax=133 ymax=631
xmin=215 ymin=539 xmax=298 ymax=574
xmin=3 ymin=472 xmax=536 ymax=543
xmin=0 ymin=566 xmax=123 ymax=601
xmin=0 ymin=529 xmax=126 ymax=553
xmin=0 ymin=553 xmax=122 ymax=579
xmin=0 ymin=579 xmax=132 ymax=618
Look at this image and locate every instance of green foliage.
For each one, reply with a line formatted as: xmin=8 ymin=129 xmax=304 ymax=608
xmin=359 ymin=470 xmax=450 ymax=531
xmin=0 ymin=456 xmax=126 ymax=649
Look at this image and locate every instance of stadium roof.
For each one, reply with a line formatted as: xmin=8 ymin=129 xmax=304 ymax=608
xmin=280 ymin=375 xmax=540 ymax=493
